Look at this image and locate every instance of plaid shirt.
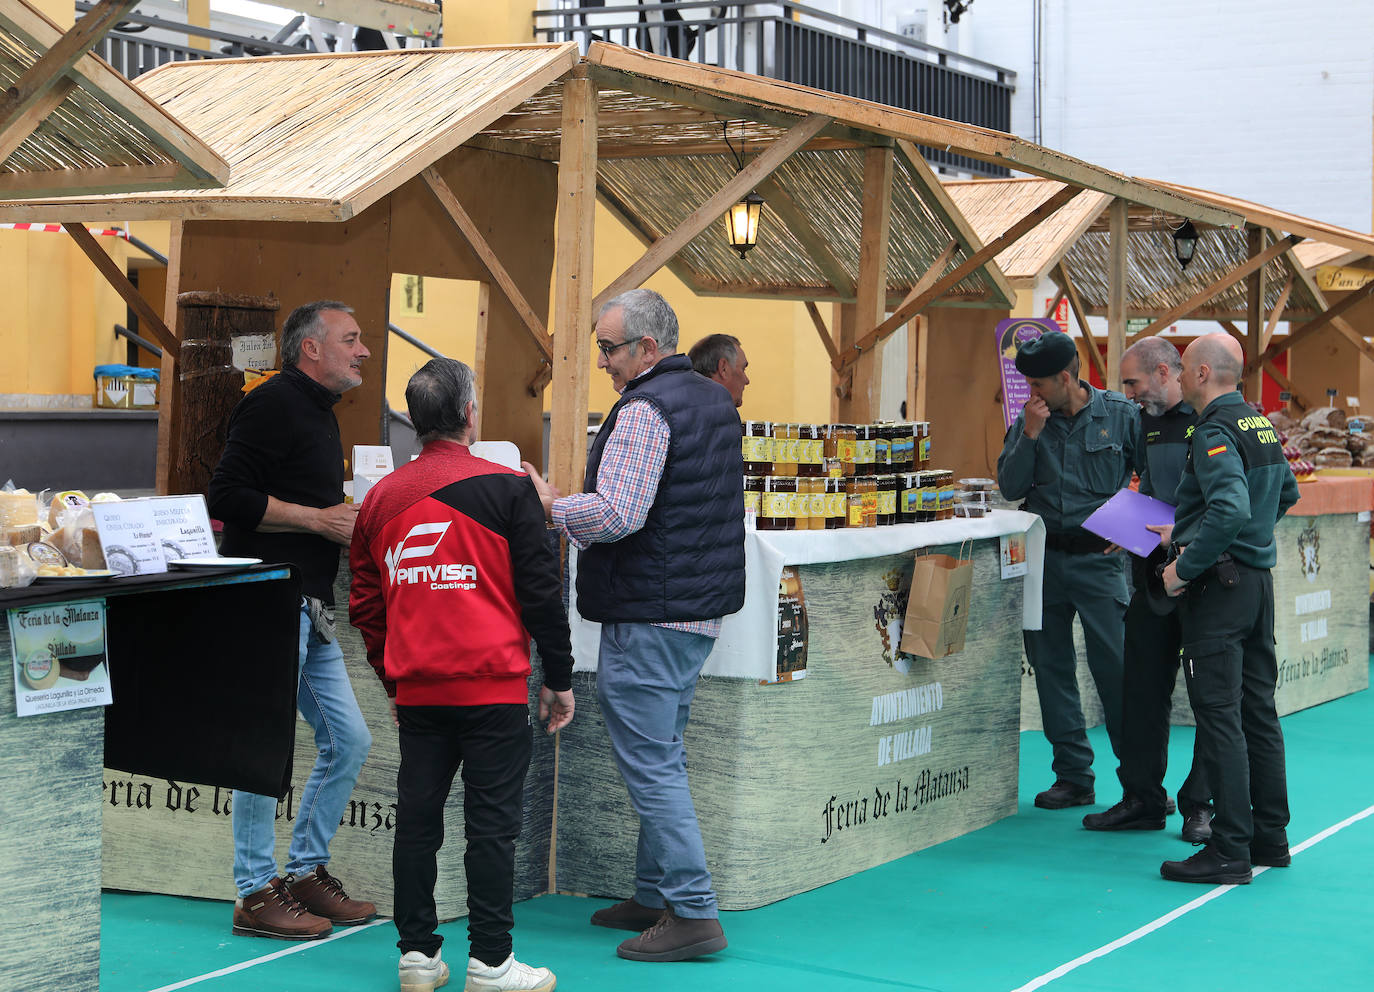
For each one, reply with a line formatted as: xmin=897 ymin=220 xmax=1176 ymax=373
xmin=553 ymin=397 xmax=722 ymax=638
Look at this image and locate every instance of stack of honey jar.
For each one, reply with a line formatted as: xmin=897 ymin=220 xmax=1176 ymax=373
xmin=740 ymin=421 xmax=972 ymax=530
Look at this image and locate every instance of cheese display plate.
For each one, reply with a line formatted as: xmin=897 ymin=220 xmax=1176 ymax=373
xmin=167 ymin=557 xmax=262 ymax=570
xmin=32 ymin=569 xmax=117 ymax=583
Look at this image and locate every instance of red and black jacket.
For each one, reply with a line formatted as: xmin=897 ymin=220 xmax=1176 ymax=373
xmin=349 ymin=441 xmax=573 ymax=707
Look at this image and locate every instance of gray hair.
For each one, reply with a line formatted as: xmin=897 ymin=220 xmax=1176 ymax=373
xmin=281 ymin=300 xmax=354 ymax=367
xmin=1123 ymin=336 xmax=1182 ymax=375
xmin=406 ymin=357 xmax=477 ymax=444
xmin=599 ymin=288 xmax=679 ymax=353
xmin=688 ymin=333 xmax=741 ymax=378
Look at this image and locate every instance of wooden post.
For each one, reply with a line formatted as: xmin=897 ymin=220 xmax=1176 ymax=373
xmin=1244 ymin=226 xmax=1266 ymax=402
xmin=172 ymin=292 xmax=281 ymax=498
xmin=846 ymin=146 xmax=893 ymax=422
xmin=155 ymin=220 xmax=184 ymax=495
xmin=548 ymin=73 xmax=598 ymax=494
xmin=831 ymin=303 xmax=856 ymax=421
xmin=1106 ymin=198 xmax=1128 ymax=387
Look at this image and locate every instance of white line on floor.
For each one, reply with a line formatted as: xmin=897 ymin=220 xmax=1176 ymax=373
xmin=145 ymin=918 xmax=390 ymax=992
xmin=1008 ymin=802 xmax=1374 ymax=992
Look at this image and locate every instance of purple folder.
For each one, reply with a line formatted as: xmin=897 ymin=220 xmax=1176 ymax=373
xmin=1082 ymin=488 xmax=1176 ymax=557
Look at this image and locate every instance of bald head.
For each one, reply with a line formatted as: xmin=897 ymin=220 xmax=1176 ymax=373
xmin=1180 ymin=333 xmax=1245 ymax=408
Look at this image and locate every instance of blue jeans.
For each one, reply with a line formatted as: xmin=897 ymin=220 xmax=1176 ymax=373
xmin=233 ymin=606 xmax=372 ymax=897
xmin=596 ymin=622 xmax=718 ymax=919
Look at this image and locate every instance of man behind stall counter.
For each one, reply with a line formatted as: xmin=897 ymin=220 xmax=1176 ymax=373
xmin=688 ymin=332 xmax=750 ymax=408
xmin=208 ymin=300 xmax=375 ymax=941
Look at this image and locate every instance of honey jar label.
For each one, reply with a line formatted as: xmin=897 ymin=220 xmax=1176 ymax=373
xmin=847 ymin=495 xmax=865 ymax=526
xmin=878 ymin=490 xmax=897 ymax=515
xmin=742 ymin=436 xmax=772 ymax=462
xmin=837 ymin=438 xmax=856 ymax=461
xmin=743 ymin=491 xmax=761 ymax=515
xmin=762 ymin=493 xmax=790 ymax=517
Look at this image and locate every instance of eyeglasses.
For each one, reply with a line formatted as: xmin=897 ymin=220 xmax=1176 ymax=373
xmin=595 ymin=337 xmax=637 ymax=357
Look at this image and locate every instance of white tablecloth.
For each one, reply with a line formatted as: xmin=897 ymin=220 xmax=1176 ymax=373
xmin=568 ymin=509 xmax=1046 ymax=681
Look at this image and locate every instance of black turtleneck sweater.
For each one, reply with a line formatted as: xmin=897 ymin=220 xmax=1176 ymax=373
xmin=208 ymin=365 xmax=346 ymax=604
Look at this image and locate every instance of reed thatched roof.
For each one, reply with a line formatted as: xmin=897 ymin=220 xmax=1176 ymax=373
xmin=0 ymin=0 xmax=227 ymax=198
xmin=0 ymin=43 xmax=581 ymax=220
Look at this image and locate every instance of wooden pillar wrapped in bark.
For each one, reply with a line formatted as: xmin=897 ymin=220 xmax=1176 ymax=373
xmin=172 ymin=292 xmax=281 ymax=496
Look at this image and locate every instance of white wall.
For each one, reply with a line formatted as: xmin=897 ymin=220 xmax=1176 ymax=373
xmin=949 ymin=0 xmax=1374 ymax=231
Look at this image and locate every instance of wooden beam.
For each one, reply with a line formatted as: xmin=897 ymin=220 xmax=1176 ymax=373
xmin=1106 ymin=198 xmax=1128 ymax=385
xmin=1281 ymin=236 xmax=1374 ymax=371
xmin=595 ymin=136 xmax=863 ymax=159
xmin=154 ymin=219 xmax=184 ymax=496
xmin=846 ymin=145 xmax=894 ymax=421
xmin=893 ymin=138 xmax=1016 ymax=308
xmin=1043 ymin=286 xmax=1065 ymax=320
xmin=548 ymin=75 xmax=598 ymax=494
xmin=594 ymin=185 xmax=705 ymax=295
xmin=488 ymin=108 xmax=717 ymax=130
xmin=1126 ymin=234 xmax=1301 ymax=345
xmin=0 ymin=77 xmax=75 ymax=165
xmin=1057 ymin=264 xmax=1107 ymax=383
xmin=1263 ymin=273 xmax=1294 ymax=351
xmin=1243 ymin=227 xmax=1266 ymax=401
xmin=421 ymin=167 xmax=553 ymax=363
xmin=1244 ymin=278 xmax=1374 ymax=375
xmin=0 ymin=0 xmax=138 ymax=162
xmin=591 ymin=113 xmax=832 ymax=312
xmin=63 ymin=221 xmax=179 ymax=358
xmin=1260 ymin=359 xmax=1309 ymax=412
xmin=907 ymin=314 xmax=927 ymax=422
xmin=804 ymin=301 xmax=839 ymax=364
xmin=841 ymin=240 xmax=959 ymax=374
xmin=839 ymin=184 xmax=1085 ymax=368
xmin=755 ymin=175 xmax=856 ymax=298
xmin=1217 ymin=320 xmax=1246 ymax=347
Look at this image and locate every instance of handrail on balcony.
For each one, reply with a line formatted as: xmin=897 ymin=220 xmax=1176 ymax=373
xmin=533 ymin=1 xmax=1013 ymax=176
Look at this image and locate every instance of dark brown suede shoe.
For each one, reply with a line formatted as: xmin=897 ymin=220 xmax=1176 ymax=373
xmin=232 ymin=876 xmax=333 ymax=940
xmin=591 ymin=898 xmax=664 ymax=932
xmin=286 ymin=866 xmax=377 ymax=925
xmin=616 ymin=907 xmax=727 ymax=962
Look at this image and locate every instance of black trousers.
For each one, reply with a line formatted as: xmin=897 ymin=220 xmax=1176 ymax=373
xmin=394 ymin=704 xmax=532 ymax=965
xmin=1177 ymin=565 xmax=1289 ymax=861
xmin=1119 ymin=589 xmax=1210 ymax=815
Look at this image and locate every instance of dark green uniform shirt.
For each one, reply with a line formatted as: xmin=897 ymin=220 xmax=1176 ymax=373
xmin=1171 ymin=391 xmax=1301 ymax=581
xmin=997 ymin=383 xmax=1141 ymax=533
xmin=1138 ymin=400 xmax=1195 ymax=503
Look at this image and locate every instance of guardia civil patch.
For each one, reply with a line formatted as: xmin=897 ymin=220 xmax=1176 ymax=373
xmin=1207 ymin=444 xmax=1228 ymax=457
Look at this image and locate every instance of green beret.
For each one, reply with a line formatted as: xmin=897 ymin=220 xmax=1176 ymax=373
xmin=1015 ymin=331 xmax=1077 ymax=377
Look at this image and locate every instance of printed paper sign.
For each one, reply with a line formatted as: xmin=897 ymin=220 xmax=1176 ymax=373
xmin=9 ymin=599 xmax=112 ymax=716
xmin=92 ymin=495 xmax=217 ymax=574
xmin=231 ymin=333 xmax=277 ymax=372
xmin=145 ymin=496 xmax=217 ymax=560
xmin=1000 ymin=533 xmax=1028 ymax=580
xmin=994 ymin=318 xmax=1058 ymax=430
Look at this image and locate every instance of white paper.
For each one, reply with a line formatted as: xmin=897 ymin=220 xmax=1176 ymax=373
xmin=470 ymin=440 xmax=521 ymax=471
xmin=92 ymin=495 xmax=217 ymax=574
xmin=231 ymin=333 xmax=277 ymax=371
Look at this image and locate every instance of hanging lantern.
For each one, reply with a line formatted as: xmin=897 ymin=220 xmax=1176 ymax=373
xmin=1173 ymin=219 xmax=1199 ymax=270
xmin=724 ymin=191 xmax=765 ymax=259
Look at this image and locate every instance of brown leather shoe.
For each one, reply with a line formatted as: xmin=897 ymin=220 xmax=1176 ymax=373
xmin=232 ymin=876 xmax=332 ymax=940
xmin=590 ymin=898 xmax=664 ymax=932
xmin=616 ymin=907 xmax=727 ymax=962
xmin=286 ymin=866 xmax=377 ymax=925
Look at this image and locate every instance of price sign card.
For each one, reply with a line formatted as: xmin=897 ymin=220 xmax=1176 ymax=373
xmin=9 ymin=599 xmax=112 ymax=717
xmin=92 ymin=495 xmax=216 ymax=574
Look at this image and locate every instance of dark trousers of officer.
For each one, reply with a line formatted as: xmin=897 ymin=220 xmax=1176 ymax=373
xmin=1119 ymin=589 xmax=1209 ymax=815
xmin=1024 ymin=547 xmax=1127 ymax=789
xmin=1177 ymin=564 xmax=1289 ymax=862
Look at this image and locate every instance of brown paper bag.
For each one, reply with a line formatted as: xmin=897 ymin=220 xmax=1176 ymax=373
xmin=899 ymin=546 xmax=973 ymax=659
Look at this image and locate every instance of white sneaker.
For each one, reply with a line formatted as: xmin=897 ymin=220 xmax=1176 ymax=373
xmin=400 ymin=949 xmax=450 ymax=992
xmin=464 ymin=953 xmax=556 ymax=992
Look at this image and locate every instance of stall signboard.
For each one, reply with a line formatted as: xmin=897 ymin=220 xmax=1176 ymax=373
xmin=9 ymin=599 xmax=111 ymax=716
xmin=91 ymin=495 xmax=217 ymax=575
xmin=994 ymin=317 xmax=1058 ymax=429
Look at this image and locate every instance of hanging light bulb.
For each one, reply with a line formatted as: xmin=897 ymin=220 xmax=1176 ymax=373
xmin=724 ymin=190 xmax=765 ymax=260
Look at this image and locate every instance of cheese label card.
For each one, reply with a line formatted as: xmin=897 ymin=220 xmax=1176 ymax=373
xmin=146 ymin=496 xmax=217 ymax=562
xmin=9 ymin=599 xmax=112 ymax=717
xmin=92 ymin=496 xmax=217 ymax=574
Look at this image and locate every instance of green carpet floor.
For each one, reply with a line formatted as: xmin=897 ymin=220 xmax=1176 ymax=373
xmin=101 ymin=663 xmax=1374 ymax=992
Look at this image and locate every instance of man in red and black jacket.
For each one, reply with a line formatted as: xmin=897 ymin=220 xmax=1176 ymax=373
xmin=350 ymin=357 xmax=574 ymax=992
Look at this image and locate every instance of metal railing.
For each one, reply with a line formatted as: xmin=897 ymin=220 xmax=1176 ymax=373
xmin=533 ymin=1 xmax=1014 ymax=175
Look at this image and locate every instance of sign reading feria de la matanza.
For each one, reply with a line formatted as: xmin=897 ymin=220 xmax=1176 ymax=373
xmin=9 ymin=599 xmax=111 ymax=717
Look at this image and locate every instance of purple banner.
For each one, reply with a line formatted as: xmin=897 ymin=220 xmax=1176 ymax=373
xmin=995 ymin=317 xmax=1061 ymax=430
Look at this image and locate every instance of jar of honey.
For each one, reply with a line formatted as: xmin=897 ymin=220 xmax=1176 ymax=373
xmin=743 ymin=421 xmax=773 ymax=475
xmin=875 ymin=474 xmax=898 ymax=526
xmin=760 ymin=476 xmax=793 ymax=531
xmin=797 ymin=425 xmax=823 ymax=477
xmin=854 ymin=425 xmax=875 ymax=477
xmin=825 ymin=478 xmax=846 ymax=529
xmin=898 ymin=472 xmax=919 ymax=524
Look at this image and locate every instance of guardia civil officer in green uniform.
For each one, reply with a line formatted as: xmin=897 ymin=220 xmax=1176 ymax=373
xmin=1084 ymin=337 xmax=1212 ymax=843
xmin=1155 ymin=334 xmax=1299 ymax=885
xmin=997 ymin=331 xmax=1141 ymax=810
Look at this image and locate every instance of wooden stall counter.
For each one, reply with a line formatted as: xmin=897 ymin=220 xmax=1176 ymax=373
xmin=1 ymin=565 xmax=301 ymax=992
xmin=556 ymin=512 xmax=1046 ymax=910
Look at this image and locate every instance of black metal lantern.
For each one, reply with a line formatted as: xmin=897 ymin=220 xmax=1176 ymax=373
xmin=1173 ymin=219 xmax=1199 ymax=270
xmin=724 ymin=190 xmax=765 ymax=259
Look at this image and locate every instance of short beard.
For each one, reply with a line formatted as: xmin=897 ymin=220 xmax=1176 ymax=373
xmin=1139 ymin=395 xmax=1168 ymax=417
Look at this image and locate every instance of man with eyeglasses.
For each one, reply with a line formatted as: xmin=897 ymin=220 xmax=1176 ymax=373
xmin=523 ymin=289 xmax=744 ymax=963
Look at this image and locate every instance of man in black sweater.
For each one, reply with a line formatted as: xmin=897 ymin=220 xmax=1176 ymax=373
xmin=208 ymin=300 xmax=376 ymax=941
